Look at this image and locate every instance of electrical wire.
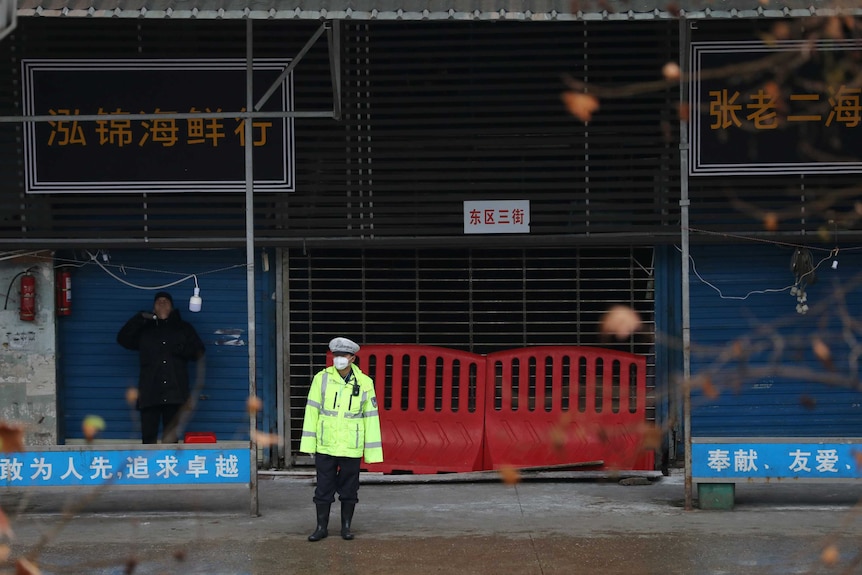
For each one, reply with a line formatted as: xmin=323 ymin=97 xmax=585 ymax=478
xmin=680 ymin=227 xmax=851 ymax=301
xmin=77 ymin=250 xmax=246 ymax=292
xmin=687 ymin=227 xmax=862 ymax=253
xmin=680 ymin=246 xmax=835 ymax=301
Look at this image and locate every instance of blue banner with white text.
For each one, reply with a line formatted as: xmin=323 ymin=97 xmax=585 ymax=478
xmin=0 ymin=448 xmax=250 ymax=487
xmin=693 ymin=441 xmax=862 ymax=480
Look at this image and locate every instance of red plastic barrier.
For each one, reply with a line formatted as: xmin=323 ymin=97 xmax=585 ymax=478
xmin=353 ymin=345 xmax=486 ymax=474
xmin=483 ymin=346 xmax=654 ymax=471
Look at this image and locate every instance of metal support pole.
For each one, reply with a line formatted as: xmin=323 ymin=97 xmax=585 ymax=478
xmin=680 ymin=17 xmax=693 ymax=512
xmin=255 ymin=21 xmax=329 ymax=111
xmin=0 ymin=109 xmax=333 ymax=124
xmin=329 ymin=20 xmax=342 ymax=121
xmin=246 ymin=17 xmax=259 ymax=518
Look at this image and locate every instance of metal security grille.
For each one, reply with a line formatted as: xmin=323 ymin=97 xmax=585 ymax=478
xmin=284 ymin=245 xmax=656 ymax=458
xmin=0 ymin=18 xmax=681 ymax=248
xmin=2 ymin=17 xmax=860 ymax=249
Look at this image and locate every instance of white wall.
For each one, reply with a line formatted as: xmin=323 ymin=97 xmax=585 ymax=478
xmin=0 ymin=255 xmax=57 ymax=445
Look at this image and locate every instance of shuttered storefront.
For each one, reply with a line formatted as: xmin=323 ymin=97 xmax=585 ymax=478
xmin=3 ymin=17 xmax=681 ymax=466
xmin=283 ymin=245 xmax=658 ymax=459
xmin=685 ymin=19 xmax=862 ymax=438
xmin=56 ymin=248 xmax=276 ymax=447
xmin=689 ymin=244 xmax=862 ymax=437
xmin=0 ymin=18 xmax=680 ymax=248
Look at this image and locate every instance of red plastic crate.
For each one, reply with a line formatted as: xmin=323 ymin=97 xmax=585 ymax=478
xmin=184 ymin=431 xmax=217 ymax=443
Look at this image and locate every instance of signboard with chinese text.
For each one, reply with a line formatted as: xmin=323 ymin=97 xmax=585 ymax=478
xmin=689 ymin=40 xmax=862 ymax=176
xmin=692 ymin=438 xmax=862 ymax=482
xmin=464 ymin=200 xmax=530 ymax=234
xmin=0 ymin=446 xmax=250 ymax=487
xmin=20 ymin=59 xmax=295 ymax=194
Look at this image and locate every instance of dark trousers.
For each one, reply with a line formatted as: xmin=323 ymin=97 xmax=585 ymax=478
xmin=140 ymin=404 xmax=182 ymax=444
xmin=313 ymin=454 xmax=361 ymax=504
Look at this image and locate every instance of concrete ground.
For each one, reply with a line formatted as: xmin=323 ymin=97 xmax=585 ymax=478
xmin=3 ymin=469 xmax=862 ymax=575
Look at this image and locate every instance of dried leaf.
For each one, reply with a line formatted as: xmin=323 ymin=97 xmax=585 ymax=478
xmin=824 ymin=17 xmax=844 ymax=39
xmin=639 ymin=424 xmax=662 ymax=451
xmin=561 ymin=92 xmax=599 ymax=122
xmin=247 ymin=396 xmax=263 ymax=415
xmin=0 ymin=507 xmax=13 ymax=539
xmin=763 ymin=81 xmax=781 ymax=102
xmin=0 ymin=422 xmax=25 ymax=453
xmin=252 ymin=431 xmax=282 ymax=448
xmin=16 ymin=557 xmax=41 ymax=575
xmin=596 ymin=426 xmax=609 ymax=443
xmin=662 ymin=62 xmax=681 ymax=81
xmin=498 ymin=465 xmax=521 ymax=485
xmin=548 ymin=426 xmax=567 ymax=453
xmin=772 ymin=21 xmax=791 ymax=40
xmin=700 ymin=378 xmax=720 ymax=400
xmin=799 ymin=395 xmax=817 ymax=410
xmin=812 ymin=338 xmax=833 ymax=370
xmin=821 ymin=544 xmax=840 ymax=566
xmin=600 ymin=305 xmax=642 ymax=340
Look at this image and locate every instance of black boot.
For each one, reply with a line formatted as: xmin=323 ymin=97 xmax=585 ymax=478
xmin=341 ymin=501 xmax=356 ymax=540
xmin=308 ymin=503 xmax=331 ymax=542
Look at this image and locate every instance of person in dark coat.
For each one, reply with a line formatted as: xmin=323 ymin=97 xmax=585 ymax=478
xmin=117 ymin=291 xmax=205 ymax=444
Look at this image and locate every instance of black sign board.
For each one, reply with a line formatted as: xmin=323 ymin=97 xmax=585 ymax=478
xmin=689 ymin=40 xmax=862 ymax=176
xmin=21 ymin=59 xmax=295 ymax=193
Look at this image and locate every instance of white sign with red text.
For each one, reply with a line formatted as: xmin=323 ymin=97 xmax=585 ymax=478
xmin=463 ymin=200 xmax=530 ymax=234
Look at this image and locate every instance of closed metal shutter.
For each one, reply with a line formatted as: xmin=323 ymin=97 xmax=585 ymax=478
xmin=0 ymin=18 xmax=680 ymax=248
xmin=284 ymin=245 xmax=656 ymax=457
xmin=56 ymin=248 xmax=277 ymax=447
xmin=685 ymin=20 xmax=862 ymax=438
xmin=689 ymin=244 xmax=862 ymax=436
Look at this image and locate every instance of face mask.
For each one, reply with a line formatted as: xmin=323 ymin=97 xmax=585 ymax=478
xmin=333 ymin=356 xmax=350 ymax=370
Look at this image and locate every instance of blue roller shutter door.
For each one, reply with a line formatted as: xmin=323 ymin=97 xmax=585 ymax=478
xmin=689 ymin=244 xmax=862 ymax=437
xmin=57 ymin=248 xmax=275 ymax=443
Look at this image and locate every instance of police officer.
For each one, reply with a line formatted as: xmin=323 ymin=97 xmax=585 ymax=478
xmin=300 ymin=337 xmax=383 ymax=541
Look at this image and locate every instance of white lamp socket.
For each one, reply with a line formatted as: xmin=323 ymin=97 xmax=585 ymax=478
xmin=189 ymin=287 xmax=202 ymax=312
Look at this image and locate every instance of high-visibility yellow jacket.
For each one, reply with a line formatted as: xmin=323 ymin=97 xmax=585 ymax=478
xmin=300 ymin=364 xmax=384 ymax=463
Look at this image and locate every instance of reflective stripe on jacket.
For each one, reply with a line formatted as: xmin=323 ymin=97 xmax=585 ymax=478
xmin=299 ymin=365 xmax=384 ymax=463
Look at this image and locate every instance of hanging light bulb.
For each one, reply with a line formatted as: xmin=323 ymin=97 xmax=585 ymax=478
xmin=189 ymin=275 xmax=202 ymax=312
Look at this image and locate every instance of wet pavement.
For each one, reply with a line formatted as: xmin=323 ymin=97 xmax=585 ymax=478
xmin=4 ymin=470 xmax=862 ymax=574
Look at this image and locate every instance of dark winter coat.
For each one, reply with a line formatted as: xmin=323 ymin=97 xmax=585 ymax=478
xmin=116 ymin=308 xmax=205 ymax=410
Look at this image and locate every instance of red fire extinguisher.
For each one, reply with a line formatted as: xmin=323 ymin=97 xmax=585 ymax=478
xmin=57 ymin=270 xmax=72 ymax=316
xmin=20 ymin=273 xmax=36 ymax=321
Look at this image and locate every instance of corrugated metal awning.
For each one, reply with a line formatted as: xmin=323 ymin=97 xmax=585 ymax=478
xmin=16 ymin=0 xmax=862 ymax=20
